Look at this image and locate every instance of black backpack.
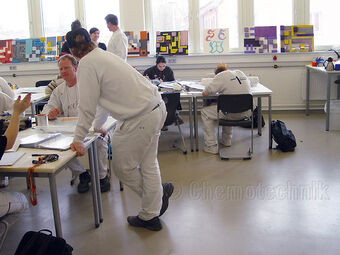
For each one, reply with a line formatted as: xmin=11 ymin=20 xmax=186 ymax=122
xmin=14 ymin=229 xmax=73 ymax=255
xmin=271 ymin=120 xmax=296 ymax=152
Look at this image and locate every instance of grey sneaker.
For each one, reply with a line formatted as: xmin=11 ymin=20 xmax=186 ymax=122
xmin=127 ymin=216 xmax=162 ymax=231
xmin=77 ymin=171 xmax=91 ymax=193
xmin=160 ymin=182 xmax=174 ymax=216
xmin=100 ymin=175 xmax=111 ymax=193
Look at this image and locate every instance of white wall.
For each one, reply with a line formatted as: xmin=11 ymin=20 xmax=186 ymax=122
xmin=0 ymin=51 xmax=338 ymax=111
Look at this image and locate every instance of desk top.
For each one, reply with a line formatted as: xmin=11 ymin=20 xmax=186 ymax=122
xmin=0 ymin=117 xmax=117 ymax=174
xmin=306 ymin=65 xmax=340 ymax=74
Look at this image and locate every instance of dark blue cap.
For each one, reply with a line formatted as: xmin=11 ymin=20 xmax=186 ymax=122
xmin=66 ymin=28 xmax=91 ymax=48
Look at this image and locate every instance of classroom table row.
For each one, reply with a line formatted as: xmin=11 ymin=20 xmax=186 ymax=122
xmin=165 ymin=81 xmax=273 ymax=152
xmin=0 ymin=117 xmax=117 ymax=237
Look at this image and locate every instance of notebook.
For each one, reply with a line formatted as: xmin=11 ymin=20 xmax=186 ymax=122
xmin=20 ymin=133 xmax=61 ymax=148
xmin=0 ymin=151 xmax=25 ymax=166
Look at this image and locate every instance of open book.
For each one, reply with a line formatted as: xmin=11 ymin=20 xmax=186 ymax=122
xmin=20 ymin=133 xmax=61 ymax=148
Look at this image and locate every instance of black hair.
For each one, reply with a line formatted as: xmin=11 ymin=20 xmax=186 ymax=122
xmin=89 ymin=27 xmax=99 ymax=34
xmin=105 ymin=14 xmax=118 ymax=25
xmin=156 ymin=56 xmax=166 ymax=64
xmin=71 ymin=20 xmax=82 ymax=31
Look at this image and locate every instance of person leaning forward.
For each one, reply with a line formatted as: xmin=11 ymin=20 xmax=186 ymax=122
xmin=67 ymin=28 xmax=174 ymax=231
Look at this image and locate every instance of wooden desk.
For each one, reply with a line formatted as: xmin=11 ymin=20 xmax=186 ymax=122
xmin=305 ymin=65 xmax=340 ymax=131
xmin=0 ymin=117 xmax=117 ymax=237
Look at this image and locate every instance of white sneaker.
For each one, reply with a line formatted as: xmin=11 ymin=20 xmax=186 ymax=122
xmin=203 ymin=145 xmax=218 ymax=154
xmin=221 ymin=140 xmax=232 ymax=147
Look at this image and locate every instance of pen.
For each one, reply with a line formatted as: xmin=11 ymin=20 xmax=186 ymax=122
xmin=32 ymin=153 xmax=57 ymax=156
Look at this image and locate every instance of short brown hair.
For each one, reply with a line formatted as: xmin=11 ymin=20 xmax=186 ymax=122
xmin=58 ymin=54 xmax=78 ymax=67
xmin=214 ymin=63 xmax=227 ymax=75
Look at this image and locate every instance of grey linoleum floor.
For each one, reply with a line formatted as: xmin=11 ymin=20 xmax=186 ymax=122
xmin=1 ymin=112 xmax=340 ymax=255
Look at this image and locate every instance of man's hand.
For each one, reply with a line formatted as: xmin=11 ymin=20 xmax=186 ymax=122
xmin=48 ymin=108 xmax=61 ymax=120
xmin=94 ymin=127 xmax=107 ymax=137
xmin=12 ymin=93 xmax=31 ymax=115
xmin=70 ymin=141 xmax=86 ymax=156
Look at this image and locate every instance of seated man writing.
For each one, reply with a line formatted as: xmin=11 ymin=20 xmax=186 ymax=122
xmin=201 ymin=63 xmax=251 ymax=154
xmin=42 ymin=54 xmax=110 ymax=193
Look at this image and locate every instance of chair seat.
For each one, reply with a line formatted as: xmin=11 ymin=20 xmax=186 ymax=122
xmin=219 ymin=118 xmax=252 ymax=127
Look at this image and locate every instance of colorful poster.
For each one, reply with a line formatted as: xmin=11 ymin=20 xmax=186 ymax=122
xmin=124 ymin=31 xmax=149 ymax=57
xmin=156 ymin=31 xmax=188 ymax=55
xmin=244 ymin=26 xmax=278 ymax=53
xmin=280 ymin=25 xmax=314 ymax=52
xmin=203 ymin=28 xmax=229 ymax=54
xmin=57 ymin=36 xmax=66 ymax=59
xmin=0 ymin=40 xmax=13 ymax=64
xmin=41 ymin=37 xmax=57 ymax=61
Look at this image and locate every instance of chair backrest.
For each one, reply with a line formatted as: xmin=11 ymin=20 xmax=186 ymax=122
xmin=217 ymin=94 xmax=253 ymax=113
xmin=161 ymin=92 xmax=181 ymax=126
xmin=35 ymin=80 xmax=52 ymax=87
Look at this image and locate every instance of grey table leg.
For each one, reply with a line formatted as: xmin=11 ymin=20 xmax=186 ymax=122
xmin=188 ymin=97 xmax=193 ymax=152
xmin=92 ymin=139 xmax=103 ymax=223
xmin=306 ymin=68 xmax=310 ymax=116
xmin=257 ymin=97 xmax=262 ymax=136
xmin=48 ymin=174 xmax=62 ymax=237
xmin=194 ymin=97 xmax=199 ymax=151
xmin=326 ymin=74 xmax=331 ymax=131
xmin=30 ymin=103 xmax=36 ymax=116
xmin=268 ymin=95 xmax=272 ymax=149
xmin=88 ymin=145 xmax=100 ymax=228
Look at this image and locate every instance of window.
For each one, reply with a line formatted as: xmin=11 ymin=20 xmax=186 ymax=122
xmin=254 ymin=0 xmax=293 ymax=41
xmin=199 ymin=0 xmax=238 ymax=49
xmin=0 ymin=0 xmax=30 ymax=39
xmin=151 ymin=0 xmax=189 ymax=32
xmin=41 ymin=0 xmax=75 ymax=37
xmin=310 ymin=0 xmax=340 ymax=48
xmin=85 ymin=0 xmax=120 ymax=45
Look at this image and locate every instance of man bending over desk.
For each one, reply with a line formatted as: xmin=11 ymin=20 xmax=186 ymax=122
xmin=201 ymin=63 xmax=251 ymax=154
xmin=41 ymin=55 xmax=110 ymax=193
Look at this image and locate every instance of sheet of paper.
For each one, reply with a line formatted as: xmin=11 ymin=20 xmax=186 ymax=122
xmin=0 ymin=151 xmax=25 ymax=166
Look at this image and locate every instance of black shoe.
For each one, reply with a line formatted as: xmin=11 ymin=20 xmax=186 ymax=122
xmin=159 ymin=182 xmax=174 ymax=216
xmin=100 ymin=175 xmax=111 ymax=193
xmin=127 ymin=216 xmax=162 ymax=231
xmin=161 ymin=126 xmax=168 ymax=131
xmin=77 ymin=171 xmax=91 ymax=193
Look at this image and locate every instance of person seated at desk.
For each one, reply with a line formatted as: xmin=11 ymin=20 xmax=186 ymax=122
xmin=201 ymin=63 xmax=251 ymax=154
xmin=144 ymin=56 xmax=183 ymax=129
xmin=144 ymin=56 xmax=175 ymax=82
xmin=41 ymin=55 xmax=110 ymax=193
xmin=89 ymin=27 xmax=107 ymax=51
xmin=0 ymin=94 xmax=31 ymax=218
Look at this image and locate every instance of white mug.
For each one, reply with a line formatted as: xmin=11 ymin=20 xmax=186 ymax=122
xmin=36 ymin=114 xmax=48 ymax=126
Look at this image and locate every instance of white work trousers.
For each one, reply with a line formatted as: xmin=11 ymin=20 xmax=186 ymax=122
xmin=111 ymin=101 xmax=167 ymax=220
xmin=0 ymin=191 xmax=28 ymax=218
xmin=67 ymin=135 xmax=108 ymax=179
xmin=201 ymin=104 xmax=249 ymax=147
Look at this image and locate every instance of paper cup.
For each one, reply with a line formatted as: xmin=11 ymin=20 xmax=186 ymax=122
xmin=36 ymin=114 xmax=48 ymax=126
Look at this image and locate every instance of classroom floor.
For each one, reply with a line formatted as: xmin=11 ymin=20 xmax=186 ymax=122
xmin=2 ymin=112 xmax=340 ymax=255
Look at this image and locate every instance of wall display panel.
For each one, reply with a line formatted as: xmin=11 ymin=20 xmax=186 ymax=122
xmin=57 ymin=36 xmax=66 ymax=58
xmin=156 ymin=31 xmax=188 ymax=55
xmin=244 ymin=26 xmax=278 ymax=53
xmin=0 ymin=40 xmax=13 ymax=64
xmin=280 ymin=25 xmax=314 ymax=52
xmin=203 ymin=28 xmax=229 ymax=54
xmin=124 ymin=31 xmax=150 ymax=57
xmin=12 ymin=39 xmax=45 ymax=63
xmin=40 ymin=37 xmax=58 ymax=61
